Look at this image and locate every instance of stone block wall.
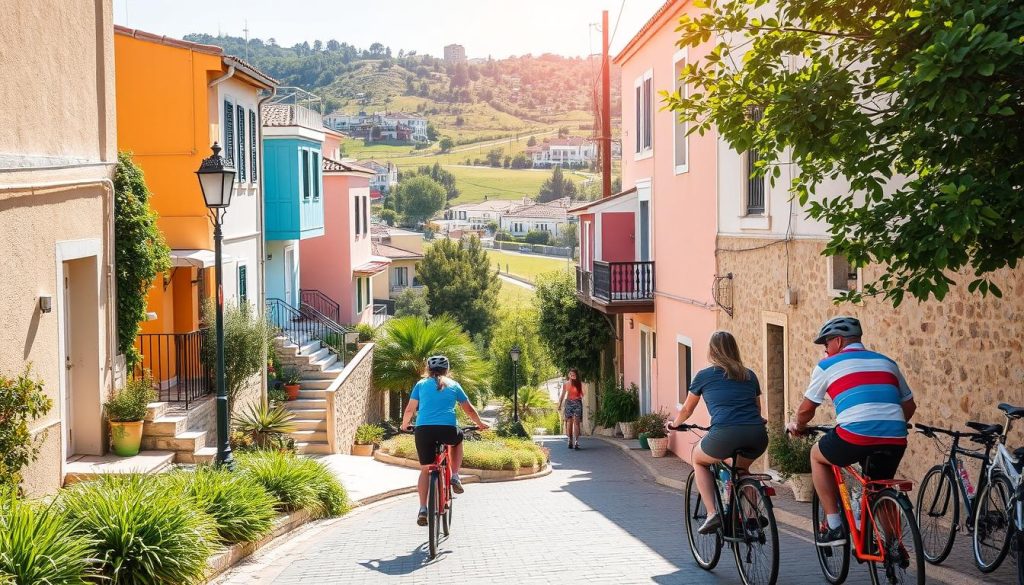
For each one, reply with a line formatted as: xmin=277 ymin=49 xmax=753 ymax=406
xmin=715 ymin=236 xmax=1024 ymax=483
xmin=326 ymin=344 xmax=385 ymax=454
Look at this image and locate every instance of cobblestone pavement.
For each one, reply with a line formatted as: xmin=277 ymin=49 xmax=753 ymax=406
xmin=214 ymin=437 xmax=1011 ymax=584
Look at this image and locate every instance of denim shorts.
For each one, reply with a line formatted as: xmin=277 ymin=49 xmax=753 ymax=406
xmin=563 ymin=398 xmax=583 ymax=420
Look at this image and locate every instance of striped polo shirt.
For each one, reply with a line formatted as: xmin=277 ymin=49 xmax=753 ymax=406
xmin=804 ymin=343 xmax=913 ymax=446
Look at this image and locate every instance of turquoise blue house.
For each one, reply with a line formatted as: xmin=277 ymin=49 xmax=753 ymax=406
xmin=262 ymin=103 xmax=326 ymax=309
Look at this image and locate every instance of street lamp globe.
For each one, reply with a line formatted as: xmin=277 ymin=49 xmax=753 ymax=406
xmin=510 ymin=345 xmax=521 ymax=363
xmin=196 ymin=143 xmax=236 ymax=209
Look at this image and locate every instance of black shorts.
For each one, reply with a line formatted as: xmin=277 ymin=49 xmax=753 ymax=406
xmin=701 ymin=424 xmax=769 ymax=460
xmin=414 ymin=425 xmax=464 ymax=465
xmin=818 ymin=430 xmax=906 ymax=480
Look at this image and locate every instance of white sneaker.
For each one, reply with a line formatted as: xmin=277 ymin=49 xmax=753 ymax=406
xmin=698 ymin=513 xmax=721 ymax=534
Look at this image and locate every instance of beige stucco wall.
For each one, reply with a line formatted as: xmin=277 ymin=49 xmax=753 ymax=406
xmin=716 ymin=236 xmax=1024 ymax=483
xmin=326 ymin=344 xmax=385 ymax=453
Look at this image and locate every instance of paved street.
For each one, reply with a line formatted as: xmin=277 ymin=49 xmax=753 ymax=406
xmin=214 ymin=436 xmax=1006 ymax=585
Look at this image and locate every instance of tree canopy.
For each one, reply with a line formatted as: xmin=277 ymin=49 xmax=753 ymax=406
xmin=537 ymin=165 xmax=578 ymax=203
xmin=534 ymin=271 xmax=613 ymax=382
xmin=666 ymin=0 xmax=1024 ymax=305
xmin=392 ymin=175 xmax=446 ymax=226
xmin=416 ymin=236 xmax=501 ymax=339
xmin=488 ymin=306 xmax=551 ymax=398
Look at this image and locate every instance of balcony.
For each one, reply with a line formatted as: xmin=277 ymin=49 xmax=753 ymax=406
xmin=576 ymin=260 xmax=655 ymax=314
xmin=133 ymin=329 xmax=212 ymax=408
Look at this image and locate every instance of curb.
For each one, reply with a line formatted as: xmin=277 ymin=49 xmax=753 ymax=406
xmin=592 ymin=435 xmax=686 ymax=491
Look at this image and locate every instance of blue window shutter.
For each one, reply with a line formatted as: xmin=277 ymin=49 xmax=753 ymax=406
xmin=237 ymin=104 xmax=246 ymax=181
xmin=302 ymin=150 xmax=310 ymax=199
xmin=224 ymin=100 xmax=234 ymax=164
xmin=312 ymin=152 xmax=320 ymax=199
xmin=249 ymin=110 xmax=258 ymax=183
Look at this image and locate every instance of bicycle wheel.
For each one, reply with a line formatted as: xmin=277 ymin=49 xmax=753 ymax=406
xmin=865 ymin=490 xmax=925 ymax=585
xmin=811 ymin=489 xmax=850 ymax=584
xmin=684 ymin=470 xmax=722 ymax=570
xmin=427 ymin=470 xmax=441 ymax=559
xmin=972 ymin=473 xmax=1012 ymax=572
xmin=731 ymin=479 xmax=779 ymax=585
xmin=442 ymin=481 xmax=453 ymax=537
xmin=916 ymin=464 xmax=958 ymax=564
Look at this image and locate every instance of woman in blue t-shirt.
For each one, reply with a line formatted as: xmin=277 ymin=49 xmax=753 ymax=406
xmin=670 ymin=331 xmax=768 ymax=534
xmin=401 ymin=355 xmax=489 ymax=526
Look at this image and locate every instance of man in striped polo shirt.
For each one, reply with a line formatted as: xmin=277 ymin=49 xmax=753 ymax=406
xmin=787 ymin=316 xmax=918 ymax=545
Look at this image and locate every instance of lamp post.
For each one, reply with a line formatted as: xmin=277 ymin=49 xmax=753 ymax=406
xmin=509 ymin=345 xmax=521 ymax=422
xmin=196 ymin=143 xmax=236 ymax=470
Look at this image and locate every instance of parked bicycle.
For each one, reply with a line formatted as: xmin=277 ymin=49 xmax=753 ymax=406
xmin=670 ymin=422 xmax=779 ymax=585
xmin=970 ymin=402 xmax=1024 ymax=580
xmin=913 ymin=418 xmax=1002 ymax=564
xmin=801 ymin=425 xmax=925 ymax=585
xmin=401 ymin=425 xmax=479 ymax=559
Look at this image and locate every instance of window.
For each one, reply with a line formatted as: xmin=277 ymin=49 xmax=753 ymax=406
xmin=301 ymin=150 xmax=310 ymax=199
xmin=237 ymin=265 xmax=248 ymax=304
xmin=393 ymin=266 xmax=408 ymax=287
xmin=312 ymin=152 xmax=320 ymax=200
xmin=677 ymin=340 xmax=692 ymax=404
xmin=363 ymin=196 xmax=369 ymax=234
xmin=673 ymin=50 xmax=689 ymax=173
xmin=356 ymin=277 xmax=364 ymax=312
xmin=365 ymin=278 xmax=372 ymax=308
xmin=237 ymin=104 xmax=246 ymax=181
xmin=223 ymin=100 xmax=235 ymax=164
xmin=249 ymin=110 xmax=258 ymax=183
xmin=745 ymin=106 xmax=766 ymax=214
xmin=355 ymin=196 xmax=362 ymax=235
xmin=829 ymin=255 xmax=858 ymax=293
xmin=633 ymin=71 xmax=653 ymax=156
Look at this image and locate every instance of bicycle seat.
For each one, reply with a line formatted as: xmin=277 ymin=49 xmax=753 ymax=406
xmin=966 ymin=421 xmax=1003 ymax=435
xmin=998 ymin=403 xmax=1024 ymax=418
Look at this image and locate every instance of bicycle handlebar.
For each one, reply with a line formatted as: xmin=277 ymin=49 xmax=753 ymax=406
xmin=399 ymin=425 xmax=481 ymax=434
xmin=668 ymin=423 xmax=711 ymax=432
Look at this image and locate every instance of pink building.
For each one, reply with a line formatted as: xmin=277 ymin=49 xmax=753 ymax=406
xmin=573 ymin=0 xmax=720 ymax=462
xmin=299 ymin=132 xmax=389 ymax=326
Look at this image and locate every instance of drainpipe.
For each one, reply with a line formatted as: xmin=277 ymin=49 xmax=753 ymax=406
xmin=255 ymin=86 xmax=278 ymax=404
xmin=208 ymin=65 xmax=236 ymax=89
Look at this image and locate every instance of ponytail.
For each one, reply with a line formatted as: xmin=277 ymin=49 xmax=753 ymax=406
xmin=429 ymin=367 xmax=448 ymax=391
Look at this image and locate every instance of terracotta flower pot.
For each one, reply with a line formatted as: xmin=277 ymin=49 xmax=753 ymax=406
xmin=284 ymin=383 xmax=300 ymax=401
xmin=648 ymin=436 xmax=670 ymax=457
xmin=786 ymin=473 xmax=815 ymax=502
xmin=352 ymin=443 xmax=374 ymax=456
xmin=110 ymin=420 xmax=145 ymax=457
xmin=619 ymin=422 xmax=637 ymax=440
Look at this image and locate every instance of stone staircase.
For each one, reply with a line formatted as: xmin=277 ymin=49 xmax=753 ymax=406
xmin=141 ymin=399 xmax=218 ymax=464
xmin=275 ymin=333 xmax=345 ymax=455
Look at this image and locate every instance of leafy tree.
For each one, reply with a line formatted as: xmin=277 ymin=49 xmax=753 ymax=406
xmin=555 ymin=223 xmax=578 ymax=248
xmin=426 ymin=122 xmax=439 ymax=141
xmin=538 ymin=165 xmax=578 ymax=203
xmin=379 ymin=208 xmax=398 ymax=226
xmin=394 ymin=175 xmax=445 ymax=225
xmin=486 ymin=220 xmax=500 ymax=233
xmin=202 ymin=301 xmax=271 ymax=414
xmin=372 ymin=316 xmax=488 ymax=412
xmin=486 ymin=148 xmax=504 ymax=167
xmin=114 ymin=152 xmax=171 ymax=369
xmin=394 ymin=287 xmax=430 ymax=320
xmin=0 ymin=367 xmax=51 ymax=492
xmin=557 ymin=126 xmax=570 ymax=137
xmin=503 ymin=155 xmax=512 ymax=168
xmin=326 ymin=39 xmax=340 ymax=52
xmin=450 ymin=62 xmax=470 ymax=88
xmin=527 ymin=135 xmax=537 ymax=147
xmin=667 ymin=0 xmax=1024 ymax=305
xmin=494 ymin=230 xmax=514 ymax=242
xmin=524 ymin=230 xmax=550 ymax=245
xmin=368 ymin=42 xmax=385 ymax=57
xmin=312 ymin=40 xmax=322 ymax=52
xmin=411 ymin=162 xmax=460 ymax=200
xmin=511 ymin=153 xmax=531 ymax=169
xmin=416 ymin=236 xmax=501 ymax=339
xmin=488 ymin=307 xmax=551 ymax=397
xmin=535 ymin=271 xmax=613 ymax=382
xmin=438 ymin=136 xmax=455 ymax=152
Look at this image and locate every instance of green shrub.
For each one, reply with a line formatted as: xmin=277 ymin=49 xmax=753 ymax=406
xmin=202 ymin=301 xmax=273 ymax=412
xmin=236 ymin=451 xmax=348 ymax=518
xmin=354 ymin=423 xmax=385 ymax=445
xmin=380 ymin=434 xmax=547 ymax=471
xmin=0 ymin=496 xmax=94 ymax=584
xmin=232 ymin=402 xmax=297 ymax=450
xmin=596 ymin=378 xmax=639 ymax=427
xmin=105 ymin=375 xmax=155 ymax=423
xmin=60 ymin=474 xmax=217 ymax=585
xmin=635 ymin=410 xmax=670 ymax=437
xmin=767 ymin=429 xmax=815 ymax=478
xmin=0 ymin=367 xmax=52 ymax=492
xmin=161 ymin=467 xmax=277 ymax=544
xmin=355 ymin=323 xmax=375 ymax=343
xmin=267 ymin=384 xmax=287 ymax=405
xmin=524 ymin=409 xmax=561 ymax=435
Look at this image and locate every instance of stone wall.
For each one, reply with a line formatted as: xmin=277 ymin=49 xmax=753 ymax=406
xmin=326 ymin=344 xmax=385 ymax=454
xmin=716 ymin=236 xmax=1024 ymax=483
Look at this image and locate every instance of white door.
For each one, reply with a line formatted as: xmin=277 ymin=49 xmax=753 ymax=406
xmin=639 ymin=328 xmax=653 ymax=414
xmin=62 ymin=264 xmax=74 ymax=455
xmin=284 ymin=247 xmax=296 ymax=307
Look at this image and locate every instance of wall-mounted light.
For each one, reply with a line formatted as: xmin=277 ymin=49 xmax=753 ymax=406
xmin=146 ymin=312 xmax=158 ymax=321
xmin=39 ymin=295 xmax=52 ymax=314
xmin=628 ymin=318 xmax=634 ymax=329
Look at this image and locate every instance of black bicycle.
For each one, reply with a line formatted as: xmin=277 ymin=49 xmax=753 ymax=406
xmin=913 ymin=420 xmax=1002 ymax=564
xmin=669 ymin=422 xmax=779 ymax=585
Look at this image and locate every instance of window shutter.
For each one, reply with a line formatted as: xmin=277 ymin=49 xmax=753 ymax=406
xmin=249 ymin=110 xmax=258 ymax=183
xmin=355 ymin=197 xmax=361 ymax=235
xmin=643 ymin=78 xmax=653 ymax=150
xmin=357 ymin=277 xmax=363 ymax=312
xmin=223 ymin=100 xmax=234 ymax=164
xmin=635 ymin=86 xmax=641 ymax=153
xmin=363 ymin=195 xmax=369 ymax=234
xmin=238 ymin=265 xmax=248 ymax=304
xmin=312 ymin=152 xmax=320 ymax=199
xmin=302 ymin=150 xmax=310 ymax=199
xmin=237 ymin=104 xmax=246 ymax=181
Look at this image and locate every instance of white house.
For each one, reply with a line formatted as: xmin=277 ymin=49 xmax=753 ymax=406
xmin=444 ymin=198 xmax=526 ymax=230
xmin=499 ymin=199 xmax=575 ymax=237
xmin=383 ymin=113 xmax=429 ymax=142
xmin=354 ymin=159 xmax=399 ymax=194
xmin=526 ymin=136 xmax=597 ymax=168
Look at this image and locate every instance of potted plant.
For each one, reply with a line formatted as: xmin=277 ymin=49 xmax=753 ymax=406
xmin=282 ymin=368 xmax=301 ymax=401
xmin=232 ymin=402 xmax=297 ymax=450
xmin=635 ymin=411 xmax=667 ymax=449
xmin=353 ymin=423 xmax=385 ymax=456
xmin=619 ymin=419 xmax=637 ymax=440
xmin=645 ymin=411 xmax=672 ymax=457
xmin=105 ymin=376 xmax=156 ymax=457
xmin=768 ymin=429 xmax=816 ymax=501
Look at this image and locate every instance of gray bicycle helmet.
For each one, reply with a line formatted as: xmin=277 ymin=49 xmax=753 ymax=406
xmin=814 ymin=316 xmax=862 ymax=344
xmin=426 ymin=355 xmax=450 ymax=370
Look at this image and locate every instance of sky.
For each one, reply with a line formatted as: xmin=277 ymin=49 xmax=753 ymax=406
xmin=113 ymin=0 xmax=666 ymax=59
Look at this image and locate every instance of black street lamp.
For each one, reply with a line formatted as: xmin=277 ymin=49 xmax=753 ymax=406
xmin=509 ymin=345 xmax=521 ymax=422
xmin=196 ymin=143 xmax=235 ymax=470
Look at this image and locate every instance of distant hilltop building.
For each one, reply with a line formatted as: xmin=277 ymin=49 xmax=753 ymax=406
xmin=444 ymin=43 xmax=466 ymax=63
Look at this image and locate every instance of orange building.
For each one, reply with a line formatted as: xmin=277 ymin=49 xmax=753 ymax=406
xmin=115 ymin=27 xmax=276 ymax=406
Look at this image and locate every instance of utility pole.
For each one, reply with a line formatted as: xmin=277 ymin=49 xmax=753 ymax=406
xmin=601 ymin=9 xmax=612 ymax=200
xmin=243 ymin=20 xmax=250 ymax=61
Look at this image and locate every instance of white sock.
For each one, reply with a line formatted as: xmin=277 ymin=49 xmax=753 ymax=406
xmin=826 ymin=514 xmax=842 ymax=529
xmin=451 ymin=472 xmax=460 ymax=481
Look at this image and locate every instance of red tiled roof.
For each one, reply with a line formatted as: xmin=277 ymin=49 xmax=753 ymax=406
xmin=353 ymin=259 xmax=390 ymax=276
xmin=322 ymin=157 xmax=375 ymax=175
xmin=504 ymin=202 xmax=570 ymax=220
xmin=372 ymin=241 xmax=423 ymax=260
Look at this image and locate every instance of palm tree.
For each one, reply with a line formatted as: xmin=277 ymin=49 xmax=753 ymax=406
xmin=373 ymin=316 xmax=488 ymax=417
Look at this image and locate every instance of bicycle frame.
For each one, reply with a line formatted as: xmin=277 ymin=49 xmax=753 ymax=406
xmin=985 ymin=429 xmax=1023 ymax=535
xmin=430 ymin=443 xmax=453 ymax=514
xmin=923 ymin=432 xmax=993 ymax=530
xmin=709 ymin=458 xmax=776 ymax=543
xmin=831 ymin=463 xmax=914 ymax=563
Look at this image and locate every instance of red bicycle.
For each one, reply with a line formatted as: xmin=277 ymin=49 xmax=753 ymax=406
xmin=403 ymin=426 xmax=478 ymax=559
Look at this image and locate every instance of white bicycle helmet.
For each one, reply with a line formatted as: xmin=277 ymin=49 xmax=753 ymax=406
xmin=814 ymin=316 xmax=862 ymax=344
xmin=426 ymin=355 xmax=450 ymax=370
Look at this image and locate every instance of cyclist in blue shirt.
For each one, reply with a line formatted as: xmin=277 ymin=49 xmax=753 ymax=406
xmin=402 ymin=355 xmax=489 ymax=526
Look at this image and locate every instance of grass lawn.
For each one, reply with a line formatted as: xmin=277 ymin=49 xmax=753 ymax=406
xmin=489 ymin=249 xmax=572 ymax=283
xmin=414 ymin=166 xmax=592 ymax=203
xmin=497 ymin=280 xmax=535 ymax=309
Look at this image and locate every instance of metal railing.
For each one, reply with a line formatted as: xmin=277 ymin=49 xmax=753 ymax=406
xmin=267 ymin=298 xmax=354 ymax=366
xmin=372 ymin=303 xmax=389 ymax=327
xmin=592 ymin=260 xmax=655 ymax=302
xmin=133 ymin=329 xmax=212 ymax=407
xmin=300 ymin=289 xmax=341 ymax=324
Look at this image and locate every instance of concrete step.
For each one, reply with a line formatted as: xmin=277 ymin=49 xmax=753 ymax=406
xmin=296 ymin=389 xmax=327 ymax=400
xmin=143 ymin=414 xmax=189 ymax=438
xmin=288 ymin=430 xmax=329 ymax=443
xmin=64 ymin=451 xmax=175 ymax=485
xmin=295 ymin=441 xmax=331 ymax=455
xmin=177 ymin=446 xmax=217 ymax=465
xmin=293 ymin=418 xmax=328 ymax=431
xmin=141 ymin=430 xmax=208 ymax=453
xmin=286 ymin=398 xmax=327 ymax=410
xmin=145 ymin=402 xmax=169 ymax=422
xmin=284 ymin=408 xmax=328 ymax=420
xmin=297 ymin=378 xmax=333 ymax=390
xmin=306 ymin=347 xmax=331 ymax=364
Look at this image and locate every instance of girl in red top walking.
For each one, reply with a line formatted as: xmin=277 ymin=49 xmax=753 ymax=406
xmin=558 ymin=368 xmax=584 ymax=449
